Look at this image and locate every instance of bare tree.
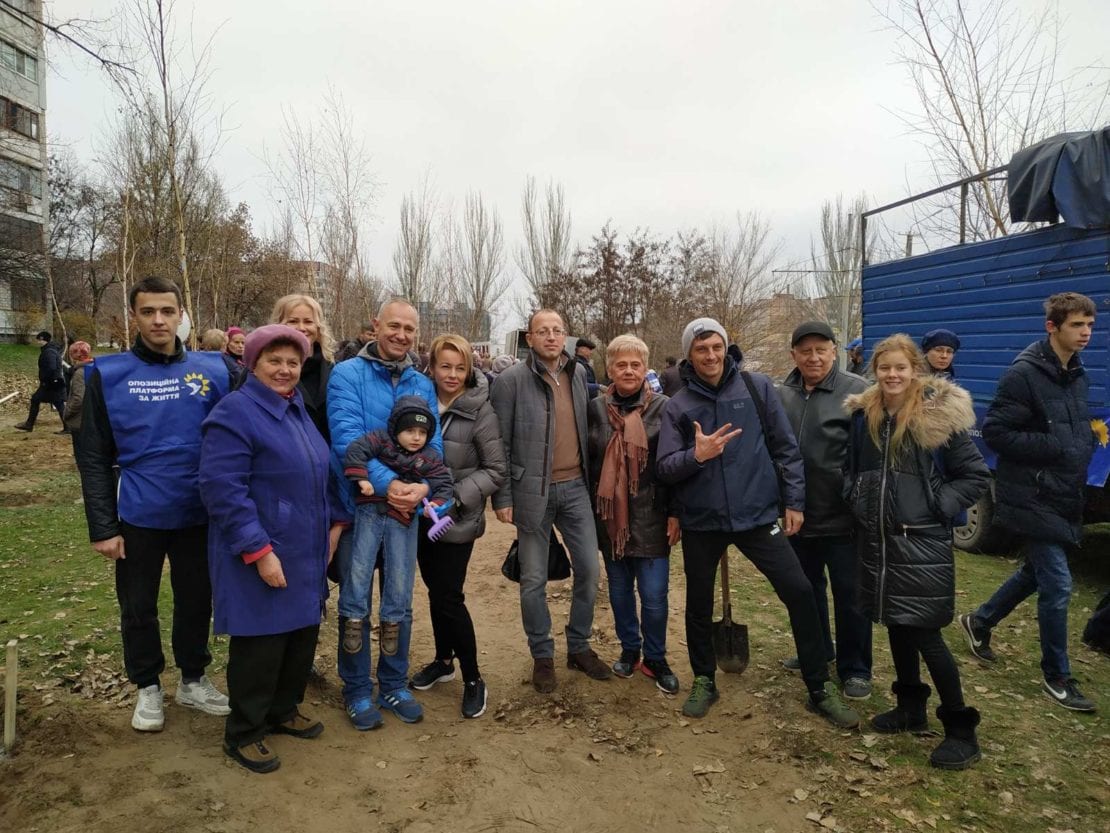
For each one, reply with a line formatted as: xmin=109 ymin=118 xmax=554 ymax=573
xmin=264 ymin=108 xmax=321 ymax=293
xmin=877 ymin=0 xmax=1108 ymax=241
xmin=516 ymin=176 xmax=574 ymax=310
xmin=391 ymin=179 xmax=437 ymax=303
xmin=704 ymin=211 xmax=783 ymax=346
xmin=454 ymin=191 xmax=506 ymax=342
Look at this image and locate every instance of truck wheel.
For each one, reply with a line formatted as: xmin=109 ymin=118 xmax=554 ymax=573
xmin=954 ymin=487 xmax=1011 ymax=554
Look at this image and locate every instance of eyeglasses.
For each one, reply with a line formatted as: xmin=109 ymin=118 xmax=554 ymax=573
xmin=531 ymin=328 xmax=566 ymax=338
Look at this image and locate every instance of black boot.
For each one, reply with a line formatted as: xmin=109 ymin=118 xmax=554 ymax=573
xmin=930 ymin=705 xmax=981 ymax=771
xmin=870 ymin=681 xmax=930 ymax=734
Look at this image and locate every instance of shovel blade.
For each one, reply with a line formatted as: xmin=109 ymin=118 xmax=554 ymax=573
xmin=712 ymin=619 xmax=749 ymax=674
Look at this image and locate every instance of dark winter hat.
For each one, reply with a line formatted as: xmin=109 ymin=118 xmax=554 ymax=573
xmin=681 ymin=317 xmax=729 ymax=358
xmin=243 ymin=324 xmax=311 ymax=371
xmin=790 ymin=320 xmax=836 ymax=347
xmin=388 ymin=395 xmax=436 ymax=443
xmin=35 ymin=330 xmax=51 ymax=342
xmin=921 ymin=328 xmax=961 ymax=352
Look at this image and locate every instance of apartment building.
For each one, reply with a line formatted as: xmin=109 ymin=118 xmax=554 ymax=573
xmin=0 ymin=0 xmax=47 ymax=341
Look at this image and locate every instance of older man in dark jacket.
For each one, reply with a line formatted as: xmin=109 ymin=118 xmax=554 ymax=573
xmin=777 ymin=322 xmax=872 ymax=700
xmin=960 ymin=292 xmax=1098 ymax=712
xmin=657 ymin=317 xmax=859 ymax=728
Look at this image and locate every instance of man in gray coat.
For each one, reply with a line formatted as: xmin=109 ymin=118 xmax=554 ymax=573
xmin=491 ymin=309 xmax=612 ymax=693
xmin=777 ymin=322 xmax=873 ymax=700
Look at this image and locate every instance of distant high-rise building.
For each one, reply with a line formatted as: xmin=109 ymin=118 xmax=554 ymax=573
xmin=0 ymin=0 xmax=48 ymax=341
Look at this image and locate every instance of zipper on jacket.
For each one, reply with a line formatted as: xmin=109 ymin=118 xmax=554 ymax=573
xmin=876 ymin=417 xmax=891 ymax=621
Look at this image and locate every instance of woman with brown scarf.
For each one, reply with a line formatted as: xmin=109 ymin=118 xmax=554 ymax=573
xmin=587 ymin=334 xmax=681 ymax=694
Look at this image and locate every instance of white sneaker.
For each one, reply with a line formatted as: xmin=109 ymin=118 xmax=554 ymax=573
xmin=176 ymin=675 xmax=232 ymax=716
xmin=132 ymin=684 xmax=165 ymax=732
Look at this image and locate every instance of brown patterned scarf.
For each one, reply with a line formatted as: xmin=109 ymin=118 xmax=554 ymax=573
xmin=596 ymin=383 xmax=652 ymax=557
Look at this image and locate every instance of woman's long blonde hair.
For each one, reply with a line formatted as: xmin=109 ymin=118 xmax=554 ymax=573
xmin=865 ymin=333 xmax=928 ymax=458
xmin=269 ymin=294 xmax=336 ymax=362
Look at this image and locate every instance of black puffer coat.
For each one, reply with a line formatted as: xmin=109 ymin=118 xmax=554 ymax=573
xmin=587 ymin=384 xmax=672 ymax=558
xmin=845 ymin=378 xmax=990 ymax=628
xmin=983 ymin=340 xmax=1094 ymax=545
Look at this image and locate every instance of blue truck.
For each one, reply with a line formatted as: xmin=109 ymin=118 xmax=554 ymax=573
xmin=859 ymin=135 xmax=1110 ymax=553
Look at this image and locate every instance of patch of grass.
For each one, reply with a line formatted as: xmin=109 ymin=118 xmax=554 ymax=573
xmin=672 ymin=539 xmax=1108 ymax=833
xmin=0 ymin=343 xmax=40 ymax=375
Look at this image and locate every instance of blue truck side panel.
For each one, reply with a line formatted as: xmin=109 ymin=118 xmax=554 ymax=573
xmin=861 ymin=223 xmax=1110 ymax=488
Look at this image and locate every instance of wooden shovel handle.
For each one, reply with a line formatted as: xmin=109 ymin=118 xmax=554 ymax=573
xmin=719 ymin=551 xmax=732 ymax=619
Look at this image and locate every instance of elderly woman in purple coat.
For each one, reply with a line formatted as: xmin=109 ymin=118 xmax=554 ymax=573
xmin=200 ymin=324 xmax=346 ymax=775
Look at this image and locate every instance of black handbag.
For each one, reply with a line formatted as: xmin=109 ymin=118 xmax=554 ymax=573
xmin=501 ymin=530 xmax=571 ymax=582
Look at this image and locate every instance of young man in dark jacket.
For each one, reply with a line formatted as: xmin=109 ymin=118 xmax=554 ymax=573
xmin=777 ymin=322 xmax=872 ymax=700
xmin=75 ymin=276 xmax=233 ymax=732
xmin=959 ymin=292 xmax=1098 ymax=712
xmin=656 ymin=317 xmax=859 ymax=728
xmin=15 ymin=330 xmax=67 ymax=433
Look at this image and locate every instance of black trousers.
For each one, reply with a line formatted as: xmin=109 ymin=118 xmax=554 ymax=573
xmin=683 ymin=525 xmax=829 ymax=691
xmin=25 ymin=384 xmax=66 ymax=428
xmin=225 ymin=624 xmax=320 ymax=746
xmin=416 ymin=532 xmax=479 ymax=681
xmin=115 ymin=522 xmax=212 ymax=688
xmin=887 ymin=624 xmax=965 ymax=708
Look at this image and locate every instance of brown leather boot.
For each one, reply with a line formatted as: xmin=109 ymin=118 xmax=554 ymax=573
xmin=272 ymin=710 xmax=324 ymax=739
xmin=567 ymin=649 xmax=613 ymax=680
xmin=380 ymin=621 xmax=400 ymax=656
xmin=532 ymin=657 xmax=557 ymax=693
xmin=223 ymin=739 xmax=281 ymax=774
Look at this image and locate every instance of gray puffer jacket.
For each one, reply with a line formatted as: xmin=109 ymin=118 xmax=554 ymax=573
xmin=490 ymin=350 xmax=590 ymax=529
xmin=438 ymin=371 xmax=507 ymax=543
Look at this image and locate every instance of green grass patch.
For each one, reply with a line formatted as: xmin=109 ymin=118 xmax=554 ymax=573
xmin=0 ymin=343 xmax=40 ymax=375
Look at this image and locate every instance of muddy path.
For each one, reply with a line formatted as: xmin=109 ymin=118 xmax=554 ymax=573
xmin=0 ymin=501 xmax=847 ymax=833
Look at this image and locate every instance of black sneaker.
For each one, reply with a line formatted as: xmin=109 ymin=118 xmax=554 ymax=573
xmin=958 ymin=612 xmax=997 ymax=663
xmin=410 ymin=659 xmax=456 ymax=691
xmin=611 ymin=649 xmax=640 ymax=678
xmin=1041 ymin=678 xmax=1096 ymax=712
xmin=641 ymin=658 xmax=680 ymax=695
xmin=461 ymin=679 xmax=487 ymax=719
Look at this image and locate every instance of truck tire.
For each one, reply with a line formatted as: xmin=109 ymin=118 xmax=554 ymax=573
xmin=954 ymin=486 xmax=1011 ymax=554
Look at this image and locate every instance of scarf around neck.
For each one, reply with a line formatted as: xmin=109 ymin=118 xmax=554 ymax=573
xmin=597 ymin=383 xmax=652 ymax=557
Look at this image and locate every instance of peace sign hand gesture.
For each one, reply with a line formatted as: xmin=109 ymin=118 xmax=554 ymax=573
xmin=693 ymin=420 xmax=742 ymax=464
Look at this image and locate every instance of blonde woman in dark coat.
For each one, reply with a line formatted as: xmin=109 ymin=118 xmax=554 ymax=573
xmin=845 ymin=333 xmax=989 ymax=771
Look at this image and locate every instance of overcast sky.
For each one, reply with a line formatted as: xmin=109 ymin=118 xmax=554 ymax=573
xmin=43 ymin=0 xmax=1110 ymax=331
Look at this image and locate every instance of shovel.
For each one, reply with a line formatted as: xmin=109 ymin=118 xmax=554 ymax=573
xmin=712 ymin=550 xmax=749 ymax=674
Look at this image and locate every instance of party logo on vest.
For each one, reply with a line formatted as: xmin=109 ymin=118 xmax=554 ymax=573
xmin=184 ymin=372 xmax=211 ymax=397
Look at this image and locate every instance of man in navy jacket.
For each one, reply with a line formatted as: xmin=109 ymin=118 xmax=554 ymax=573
xmin=657 ymin=317 xmax=859 ymax=728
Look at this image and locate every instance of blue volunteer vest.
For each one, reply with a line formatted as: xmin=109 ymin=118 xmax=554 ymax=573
xmin=97 ymin=350 xmax=229 ymax=530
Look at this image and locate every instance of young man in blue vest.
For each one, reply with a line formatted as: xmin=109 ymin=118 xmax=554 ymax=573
xmin=75 ymin=276 xmax=232 ymax=732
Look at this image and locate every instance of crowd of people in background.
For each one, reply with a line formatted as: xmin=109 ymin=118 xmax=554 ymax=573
xmin=16 ymin=275 xmax=1098 ymax=776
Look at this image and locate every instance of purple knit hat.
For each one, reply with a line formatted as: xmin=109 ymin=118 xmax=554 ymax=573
xmin=226 ymin=326 xmax=245 ymax=339
xmin=243 ymin=324 xmax=311 ymax=371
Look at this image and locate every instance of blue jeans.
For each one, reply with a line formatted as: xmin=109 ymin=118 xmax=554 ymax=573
xmin=603 ymin=555 xmax=669 ymax=661
xmin=974 ymin=538 xmax=1073 ymax=680
xmin=516 ymin=478 xmax=599 ymax=658
xmin=335 ymin=507 xmax=419 ymax=700
xmin=790 ymin=535 xmax=873 ymax=681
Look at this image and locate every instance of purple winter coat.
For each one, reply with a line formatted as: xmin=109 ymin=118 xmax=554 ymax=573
xmin=200 ymin=374 xmax=336 ymax=637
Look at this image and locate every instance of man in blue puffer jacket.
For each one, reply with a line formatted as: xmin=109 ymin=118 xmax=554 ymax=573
xmin=328 ymin=299 xmax=442 ymax=729
xmin=657 ymin=317 xmax=859 ymax=729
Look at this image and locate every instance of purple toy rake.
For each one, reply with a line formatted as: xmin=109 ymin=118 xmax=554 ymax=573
xmin=423 ymin=499 xmax=455 ymax=541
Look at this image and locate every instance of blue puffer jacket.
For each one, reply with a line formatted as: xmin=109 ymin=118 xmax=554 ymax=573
xmin=327 ymin=343 xmax=441 ymax=515
xmin=657 ymin=354 xmax=805 ymax=532
xmin=200 ymin=375 xmax=336 ymax=637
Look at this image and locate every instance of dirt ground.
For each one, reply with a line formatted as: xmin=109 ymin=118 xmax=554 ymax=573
xmin=0 ymin=488 xmax=848 ymax=833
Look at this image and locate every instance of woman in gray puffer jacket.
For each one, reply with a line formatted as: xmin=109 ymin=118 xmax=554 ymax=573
xmin=845 ymin=334 xmax=989 ymax=772
xmin=587 ymin=334 xmax=680 ymax=695
xmin=411 ymin=334 xmax=507 ymax=719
